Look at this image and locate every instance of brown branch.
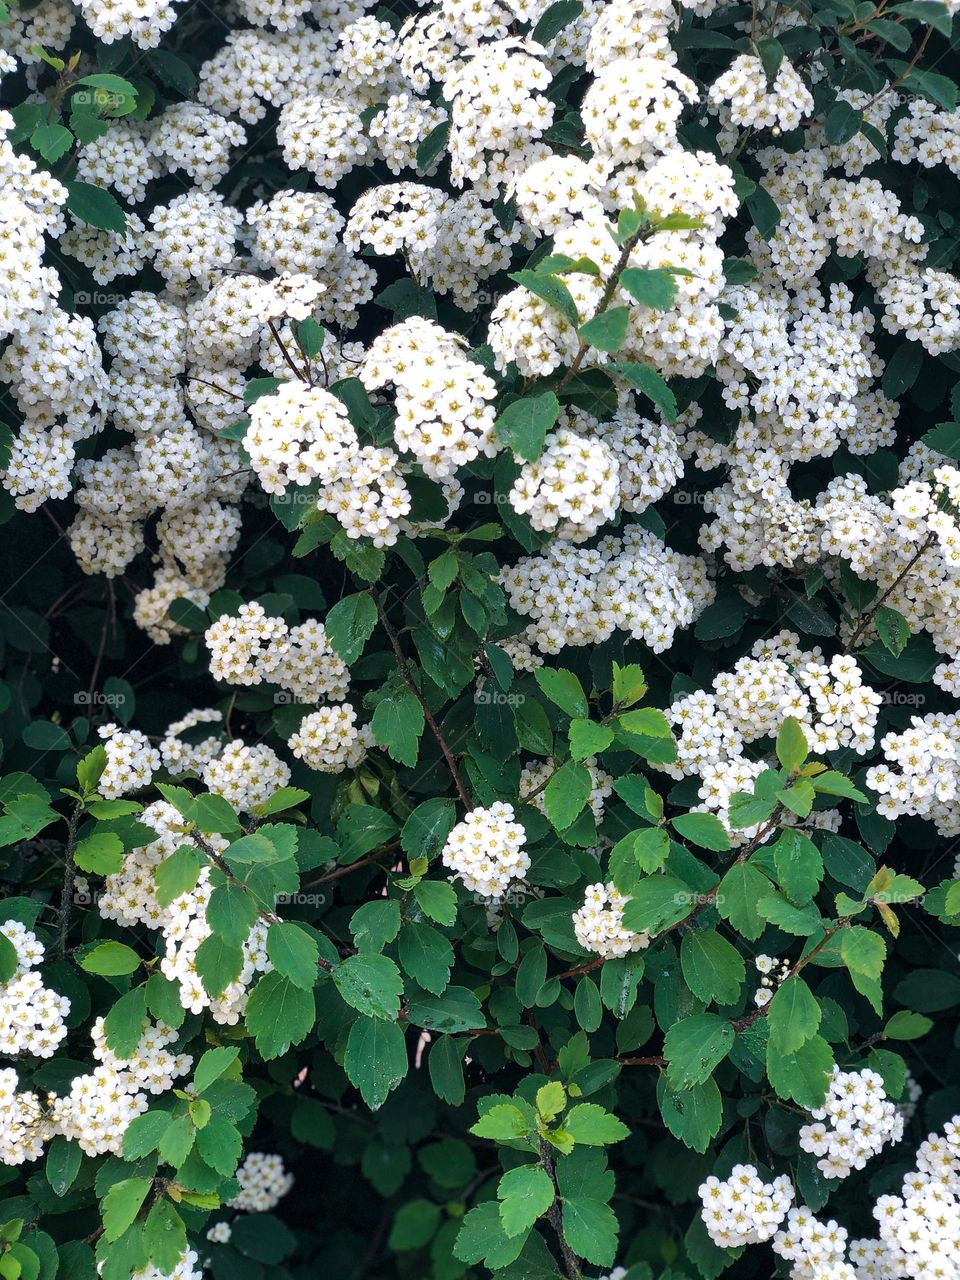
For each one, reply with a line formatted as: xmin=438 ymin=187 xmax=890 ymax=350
xmin=539 ymin=1139 xmax=583 ymax=1280
xmin=371 ymin=589 xmax=471 ymax=809
xmin=845 ymin=531 xmax=935 ymax=652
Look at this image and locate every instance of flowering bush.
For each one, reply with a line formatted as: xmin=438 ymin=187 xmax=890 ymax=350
xmin=4 ymin=0 xmax=960 ymax=1277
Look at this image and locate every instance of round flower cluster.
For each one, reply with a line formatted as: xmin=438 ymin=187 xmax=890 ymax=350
xmin=51 ymin=1017 xmax=192 ymax=1157
xmin=799 ymin=1068 xmax=904 ymax=1181
xmin=205 ymin=602 xmax=289 ymax=687
xmin=572 ymin=883 xmax=649 ymax=959
xmin=500 ymin=525 xmax=715 ymax=655
xmin=96 ymin=724 xmax=162 ymax=798
xmin=243 ymin=382 xmax=358 ymax=494
xmin=772 ymin=1206 xmax=850 ymax=1280
xmin=206 ymin=1223 xmax=232 ymax=1245
xmin=229 ymin=1153 xmax=295 ymax=1212
xmin=708 ymin=54 xmax=814 ymax=137
xmin=202 ymin=741 xmax=291 ymax=812
xmin=752 ymin=953 xmax=791 ymax=1009
xmin=441 ymin=802 xmax=529 ymax=900
xmin=287 ymin=704 xmax=373 ymax=773
xmin=866 ymin=712 xmax=960 ymax=835
xmin=0 ymin=1068 xmax=48 ymax=1166
xmin=359 ymin=318 xmax=498 ymax=480
xmin=698 ymin=1164 xmax=795 ymax=1247
xmin=509 ymin=427 xmax=620 ymax=542
xmin=0 ymin=923 xmax=70 ymax=1058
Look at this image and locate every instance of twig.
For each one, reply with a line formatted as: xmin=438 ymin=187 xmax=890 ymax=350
xmin=371 ymin=589 xmax=472 ymax=809
xmin=845 ymin=531 xmax=935 ymax=652
xmin=539 ymin=1139 xmax=583 ymax=1280
xmin=57 ymin=805 xmax=83 ymax=957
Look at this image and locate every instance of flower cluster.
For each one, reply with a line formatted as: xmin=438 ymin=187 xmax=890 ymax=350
xmin=799 ymin=1068 xmax=904 ymax=1181
xmin=699 ymin=1163 xmax=795 ymax=1247
xmin=572 ymin=883 xmax=648 ymax=959
xmin=441 ymin=802 xmax=529 ymax=900
xmin=0 ymin=922 xmax=69 ymax=1058
xmin=228 ymin=1153 xmax=295 ymax=1212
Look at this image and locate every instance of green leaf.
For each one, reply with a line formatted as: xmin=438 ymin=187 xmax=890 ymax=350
xmin=882 ymin=341 xmax=923 ymax=397
xmin=621 ymin=875 xmax=691 ymax=934
xmin=206 ymin=881 xmax=256 ymax=947
xmin=657 ymin=1077 xmax=722 ymax=1153
xmin=884 ymin=1010 xmax=933 ymax=1040
xmin=767 ymin=977 xmax=821 ymax=1054
xmin=891 ymin=0 xmax=954 ymax=36
xmin=193 ymin=1046 xmax=239 ymax=1094
xmin=31 ymin=123 xmax=73 ymax=162
xmin=543 ymin=760 xmax=593 ymax=832
xmin=266 ymin=922 xmax=318 ymax=989
xmin=766 ymin=1034 xmax=833 ymax=1108
xmin=324 ymin=592 xmax=377 ymax=665
xmin=122 ymin=1111 xmax=172 ymax=1161
xmin=159 ymin=1114 xmax=196 ymax=1171
xmin=74 ymin=832 xmax=124 ymax=876
xmin=45 ymin=1136 xmax=82 ymax=1196
xmin=610 ymin=362 xmax=677 ymax=420
xmin=401 ymin=799 xmax=456 ymax=860
xmin=745 ymin=184 xmax=780 ymax=239
xmin=824 ymin=99 xmax=862 ymax=144
xmin=245 ymin=971 xmax=314 ymax=1058
xmin=840 ymin=926 xmax=886 ymax=1014
xmin=716 ymin=863 xmax=770 ymax=940
xmin=578 ymin=306 xmax=630 ymax=353
xmin=620 ymin=267 xmax=678 ymax=310
xmin=534 ymin=667 xmax=588 ymax=719
xmin=680 ymin=930 xmax=745 ymax=1005
xmin=494 ymin=392 xmax=561 ymax=462
xmin=454 ymin=1201 xmax=527 ymax=1269
xmin=102 ymin=1178 xmax=152 ymax=1242
xmin=776 ymin=717 xmax=808 ymax=772
xmin=568 ymin=719 xmax=614 ymax=761
xmin=344 ymin=1016 xmax=408 ymax=1110
xmin=371 ymin=688 xmax=424 ymax=766
xmin=0 ymin=933 xmax=17 ymax=984
xmin=350 ymin=899 xmax=401 ymax=953
xmin=672 ymin=812 xmax=730 ymax=852
xmin=531 ymin=0 xmax=584 ymax=43
xmin=143 ymin=1201 xmax=185 ymax=1277
xmin=920 ymin=421 xmax=960 ymax=458
xmin=65 ymin=180 xmax=126 ymax=233
xmin=773 ymin=830 xmax=823 ymax=906
xmin=398 ymin=922 xmax=453 ymax=996
xmin=332 ymin=953 xmax=404 ymax=1020
xmin=103 ymin=985 xmax=147 ymax=1057
xmin=564 ymin=1103 xmax=629 ymax=1146
xmin=876 ymin=606 xmax=910 ymax=657
xmin=154 ymin=846 xmax=201 ymax=907
xmin=413 ymin=879 xmax=458 ymax=926
xmin=80 ymin=941 xmax=141 ymax=976
xmin=664 ymin=1014 xmax=735 ymax=1088
xmin=415 ymin=120 xmax=449 ymax=171
xmin=508 ymin=269 xmax=580 ymax=327
xmin=497 ymin=1166 xmax=554 ymax=1237
xmin=811 ymin=771 xmax=868 ymax=802
xmin=195 ymin=933 xmax=244 ymax=999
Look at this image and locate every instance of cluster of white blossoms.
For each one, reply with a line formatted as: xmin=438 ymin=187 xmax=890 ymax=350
xmin=441 ymin=802 xmax=529 ymax=900
xmin=866 ymin=712 xmax=960 ymax=835
xmin=501 ymin=525 xmax=714 ymax=656
xmin=572 ymin=883 xmax=649 ymax=959
xmin=97 ymin=724 xmax=162 ymax=798
xmin=772 ymin=1206 xmax=851 ymax=1280
xmin=663 ymin=632 xmax=880 ymax=835
xmin=205 ymin=603 xmax=350 ymax=702
xmin=752 ymin=953 xmax=791 ymax=1009
xmin=799 ymin=1068 xmax=904 ymax=1181
xmin=228 ymin=1152 xmax=295 ymax=1212
xmin=206 ymin=1222 xmax=232 ymax=1245
xmin=0 ymin=923 xmax=69 ymax=1058
xmin=360 ymin=318 xmax=498 ymax=479
xmin=521 ymin=757 xmax=613 ymax=824
xmin=287 ymin=704 xmax=373 ymax=774
xmin=0 ymin=1067 xmax=48 ymax=1165
xmin=708 ymin=54 xmax=814 ymax=138
xmin=51 ymin=1018 xmax=192 ymax=1157
xmin=699 ymin=1164 xmax=795 ymax=1248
